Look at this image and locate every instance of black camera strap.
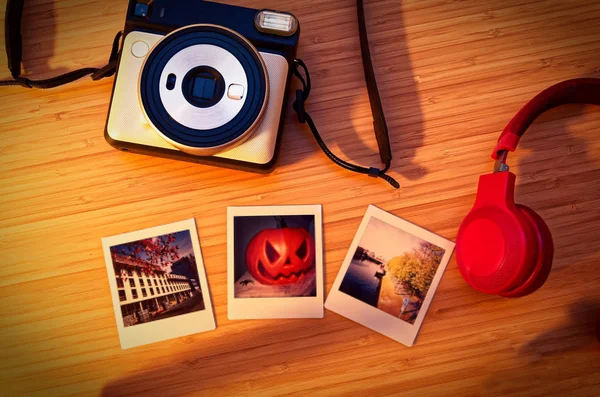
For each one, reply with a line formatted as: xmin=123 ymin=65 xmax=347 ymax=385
xmin=292 ymin=60 xmax=399 ymax=188
xmin=291 ymin=0 xmax=399 ymax=188
xmin=1 ymin=0 xmax=122 ymax=88
xmin=3 ymin=0 xmax=398 ymax=188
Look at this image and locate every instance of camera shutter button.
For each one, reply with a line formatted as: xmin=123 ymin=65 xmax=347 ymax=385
xmin=131 ymin=41 xmax=150 ymax=58
xmin=227 ymin=84 xmax=245 ymax=100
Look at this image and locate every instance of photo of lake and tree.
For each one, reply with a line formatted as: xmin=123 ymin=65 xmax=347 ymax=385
xmin=339 ymin=217 xmax=446 ymax=325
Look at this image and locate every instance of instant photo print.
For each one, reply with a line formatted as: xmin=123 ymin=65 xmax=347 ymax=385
xmin=227 ymin=205 xmax=324 ymax=319
xmin=325 ymin=205 xmax=455 ymax=347
xmin=102 ymin=219 xmax=215 ymax=349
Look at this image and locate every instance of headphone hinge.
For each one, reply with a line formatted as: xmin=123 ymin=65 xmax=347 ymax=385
xmin=494 ymin=150 xmax=509 ymax=173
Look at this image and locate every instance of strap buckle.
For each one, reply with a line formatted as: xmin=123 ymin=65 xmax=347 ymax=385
xmin=14 ymin=76 xmax=32 ymax=88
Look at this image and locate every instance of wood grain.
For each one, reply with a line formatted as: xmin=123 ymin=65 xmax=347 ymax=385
xmin=1 ymin=0 xmax=599 ymax=396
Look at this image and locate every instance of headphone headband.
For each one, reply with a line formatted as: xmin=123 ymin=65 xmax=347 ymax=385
xmin=492 ymin=78 xmax=600 ymax=159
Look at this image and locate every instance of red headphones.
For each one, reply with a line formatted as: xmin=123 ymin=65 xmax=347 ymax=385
xmin=456 ymin=78 xmax=600 ymax=298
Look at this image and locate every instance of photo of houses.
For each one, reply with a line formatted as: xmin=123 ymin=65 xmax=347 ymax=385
xmin=109 ymin=230 xmax=205 ymax=327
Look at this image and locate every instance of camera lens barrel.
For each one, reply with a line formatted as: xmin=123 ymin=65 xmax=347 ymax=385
xmin=140 ymin=24 xmax=269 ymax=155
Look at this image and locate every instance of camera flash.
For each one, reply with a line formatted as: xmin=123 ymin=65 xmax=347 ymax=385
xmin=255 ymin=10 xmax=298 ymax=36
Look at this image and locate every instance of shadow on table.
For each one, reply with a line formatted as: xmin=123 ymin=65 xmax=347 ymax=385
xmin=279 ymin=0 xmax=425 ymax=182
xmin=99 ymin=317 xmax=351 ymax=397
xmin=19 ymin=0 xmax=70 ymax=79
xmin=518 ymin=298 xmax=600 ymax=358
xmin=511 ymin=104 xmax=600 ymax=277
xmin=481 ymin=298 xmax=600 ymax=395
xmin=345 ymin=0 xmax=426 ymax=182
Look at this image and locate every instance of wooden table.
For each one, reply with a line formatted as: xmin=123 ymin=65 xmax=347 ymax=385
xmin=1 ymin=0 xmax=599 ymax=395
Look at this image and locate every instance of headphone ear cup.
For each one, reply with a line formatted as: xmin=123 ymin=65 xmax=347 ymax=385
xmin=456 ymin=172 xmax=542 ymax=295
xmin=500 ymin=205 xmax=554 ymax=297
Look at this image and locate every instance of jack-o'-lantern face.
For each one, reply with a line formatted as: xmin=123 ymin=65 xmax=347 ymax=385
xmin=245 ymin=227 xmax=315 ymax=285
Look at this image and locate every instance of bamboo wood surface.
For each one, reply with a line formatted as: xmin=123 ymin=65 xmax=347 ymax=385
xmin=1 ymin=0 xmax=599 ymax=396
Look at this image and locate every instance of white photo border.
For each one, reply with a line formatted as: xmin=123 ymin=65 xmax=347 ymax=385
xmin=227 ymin=205 xmax=324 ymax=319
xmin=101 ymin=218 xmax=216 ymax=349
xmin=324 ymin=205 xmax=455 ymax=347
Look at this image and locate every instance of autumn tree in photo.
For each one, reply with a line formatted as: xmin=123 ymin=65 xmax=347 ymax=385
xmin=110 ymin=234 xmax=180 ymax=275
xmin=386 ymin=242 xmax=445 ymax=299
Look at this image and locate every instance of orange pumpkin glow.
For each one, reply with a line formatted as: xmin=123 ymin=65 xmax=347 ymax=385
xmin=245 ymin=227 xmax=315 ymax=285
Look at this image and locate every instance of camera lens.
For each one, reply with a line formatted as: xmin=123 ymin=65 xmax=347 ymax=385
xmin=182 ymin=66 xmax=225 ymax=108
xmin=140 ymin=25 xmax=268 ymax=154
xmin=192 ymin=75 xmax=216 ymax=100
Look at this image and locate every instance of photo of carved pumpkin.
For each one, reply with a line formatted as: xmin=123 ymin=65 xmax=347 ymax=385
xmin=245 ymin=227 xmax=315 ymax=285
